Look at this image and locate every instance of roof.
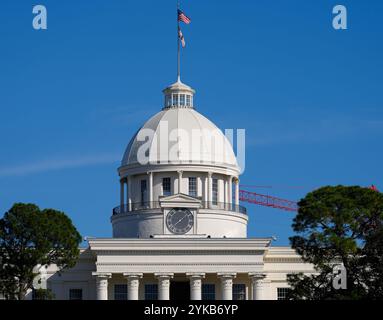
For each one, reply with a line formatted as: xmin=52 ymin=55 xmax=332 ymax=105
xmin=121 ymin=107 xmax=239 ymax=170
xmin=162 ymin=79 xmax=195 ymax=95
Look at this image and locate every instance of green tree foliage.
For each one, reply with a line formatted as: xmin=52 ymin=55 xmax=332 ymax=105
xmin=32 ymin=288 xmax=55 ymax=300
xmin=287 ymin=186 xmax=383 ymax=300
xmin=0 ymin=203 xmax=82 ymax=300
xmin=359 ymin=225 xmax=383 ymax=298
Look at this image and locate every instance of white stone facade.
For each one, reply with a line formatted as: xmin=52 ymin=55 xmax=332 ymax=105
xmin=28 ymin=244 xmax=314 ymax=300
xmin=24 ymin=80 xmax=315 ymax=300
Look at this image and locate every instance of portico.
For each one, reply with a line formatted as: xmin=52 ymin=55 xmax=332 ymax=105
xmin=91 ymin=272 xmax=270 ymax=301
xmin=89 ymin=238 xmax=272 ymax=300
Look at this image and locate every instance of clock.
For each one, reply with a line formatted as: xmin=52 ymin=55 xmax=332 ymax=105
xmin=166 ymin=208 xmax=194 ymax=235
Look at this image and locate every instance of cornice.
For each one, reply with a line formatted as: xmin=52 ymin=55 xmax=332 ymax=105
xmin=264 ymin=269 xmax=316 ymax=274
xmin=118 ymin=163 xmax=240 ymax=177
xmin=96 ymin=262 xmax=264 ymax=267
xmin=264 ymin=258 xmax=305 ymax=263
xmin=88 ymin=238 xmax=272 ymax=252
xmin=93 ymin=250 xmax=267 ymax=255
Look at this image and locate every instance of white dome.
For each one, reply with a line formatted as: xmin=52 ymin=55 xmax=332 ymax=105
xmin=114 ymin=80 xmax=247 ymax=239
xmin=121 ymin=107 xmax=239 ymax=171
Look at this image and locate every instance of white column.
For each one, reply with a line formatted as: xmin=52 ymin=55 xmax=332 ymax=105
xmin=148 ymin=171 xmax=153 ymax=208
xmin=120 ymin=179 xmax=125 ymax=209
xmin=204 ymin=175 xmax=208 ymax=208
xmin=92 ymin=273 xmax=111 ymax=300
xmin=124 ymin=273 xmax=143 ymax=300
xmin=249 ymin=273 xmax=266 ymax=300
xmin=125 ymin=176 xmax=129 ymax=210
xmin=127 ymin=176 xmax=132 ymax=211
xmin=218 ymin=273 xmax=236 ymax=300
xmin=234 ymin=177 xmax=240 ymax=206
xmin=208 ymin=172 xmax=212 ymax=208
xmin=177 ymin=171 xmax=183 ymax=194
xmin=224 ymin=180 xmax=228 ymax=203
xmin=187 ymin=273 xmax=205 ymax=300
xmin=196 ymin=176 xmax=201 ymax=198
xmin=228 ymin=176 xmax=233 ymax=204
xmin=155 ymin=273 xmax=174 ymax=300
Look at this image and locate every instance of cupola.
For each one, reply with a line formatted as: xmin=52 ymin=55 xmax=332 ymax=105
xmin=162 ymin=79 xmax=196 ymax=109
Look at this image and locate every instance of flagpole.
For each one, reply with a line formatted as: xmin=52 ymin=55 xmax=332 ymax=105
xmin=177 ymin=0 xmax=181 ymax=82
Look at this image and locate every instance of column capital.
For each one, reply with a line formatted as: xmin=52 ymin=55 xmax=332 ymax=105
xmin=248 ymin=272 xmax=266 ymax=280
xmin=233 ymin=177 xmax=239 ymax=184
xmin=123 ymin=272 xmax=143 ymax=279
xmin=217 ymin=272 xmax=236 ymax=279
xmin=154 ymin=272 xmax=174 ymax=279
xmin=92 ymin=272 xmax=112 ymax=279
xmin=147 ymin=171 xmax=153 ymax=175
xmin=186 ymin=273 xmax=206 ymax=279
xmin=207 ymin=171 xmax=213 ymax=177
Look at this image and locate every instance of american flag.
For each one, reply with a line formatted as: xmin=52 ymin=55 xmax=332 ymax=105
xmin=178 ymin=27 xmax=186 ymax=48
xmin=178 ymin=9 xmax=191 ymax=24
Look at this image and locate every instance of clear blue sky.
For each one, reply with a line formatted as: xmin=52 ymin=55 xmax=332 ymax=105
xmin=0 ymin=0 xmax=382 ymax=245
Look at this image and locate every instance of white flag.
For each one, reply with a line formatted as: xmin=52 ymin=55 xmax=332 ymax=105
xmin=179 ymin=28 xmax=186 ymax=48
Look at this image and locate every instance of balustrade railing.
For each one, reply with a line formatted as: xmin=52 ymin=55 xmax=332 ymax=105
xmin=112 ymin=201 xmax=247 ymax=215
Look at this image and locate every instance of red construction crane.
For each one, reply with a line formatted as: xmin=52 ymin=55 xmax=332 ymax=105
xmin=239 ymin=189 xmax=298 ymax=212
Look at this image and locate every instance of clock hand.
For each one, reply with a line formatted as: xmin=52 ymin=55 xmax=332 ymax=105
xmin=174 ymin=215 xmax=188 ymax=227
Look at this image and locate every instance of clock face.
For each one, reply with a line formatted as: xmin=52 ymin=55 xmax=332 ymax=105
xmin=166 ymin=208 xmax=194 ymax=235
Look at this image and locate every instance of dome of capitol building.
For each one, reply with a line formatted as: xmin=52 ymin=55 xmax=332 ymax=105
xmin=112 ymin=78 xmax=247 ymax=239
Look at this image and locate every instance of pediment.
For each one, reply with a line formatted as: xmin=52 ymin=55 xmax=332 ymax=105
xmin=159 ymin=193 xmax=201 ymax=208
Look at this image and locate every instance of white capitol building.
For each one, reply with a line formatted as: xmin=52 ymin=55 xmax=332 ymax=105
xmin=32 ymin=78 xmax=315 ymax=301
